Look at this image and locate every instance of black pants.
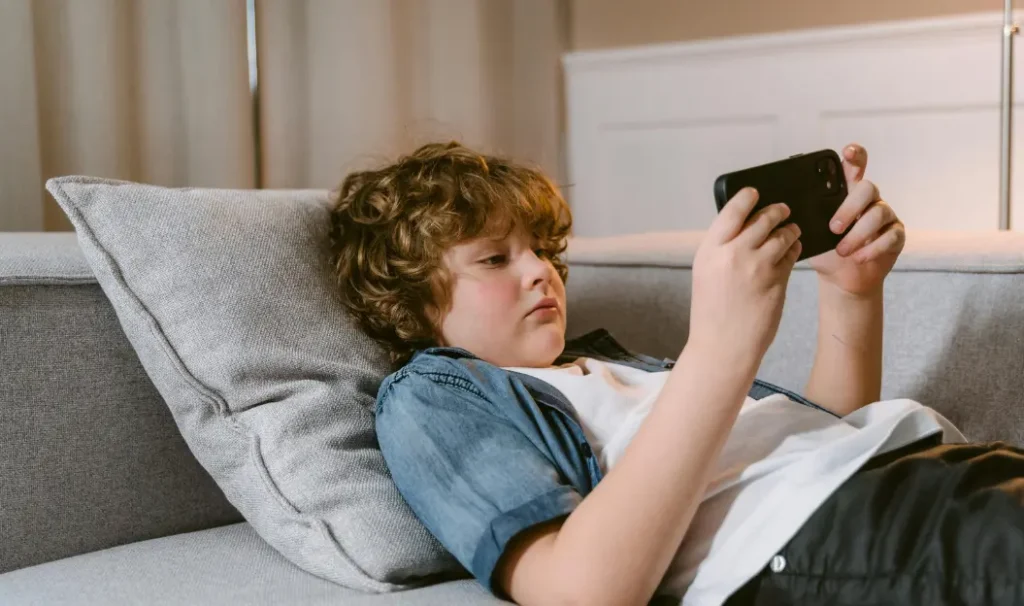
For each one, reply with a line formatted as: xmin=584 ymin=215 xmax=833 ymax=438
xmin=725 ymin=439 xmax=1024 ymax=606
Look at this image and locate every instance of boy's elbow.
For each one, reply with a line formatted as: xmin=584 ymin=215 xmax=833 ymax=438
xmin=518 ymin=563 xmax=650 ymax=606
xmin=500 ymin=529 xmax=656 ymax=606
xmin=543 ymin=583 xmax=647 ymax=606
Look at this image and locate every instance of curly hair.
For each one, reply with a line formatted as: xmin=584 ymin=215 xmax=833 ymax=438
xmin=329 ymin=141 xmax=572 ymax=369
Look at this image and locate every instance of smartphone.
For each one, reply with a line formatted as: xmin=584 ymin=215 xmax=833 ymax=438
xmin=713 ymin=149 xmax=848 ymax=261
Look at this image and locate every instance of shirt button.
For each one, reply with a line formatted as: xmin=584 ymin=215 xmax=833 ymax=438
xmin=769 ymin=554 xmax=787 ymax=573
xmin=580 ymin=443 xmax=593 ymax=457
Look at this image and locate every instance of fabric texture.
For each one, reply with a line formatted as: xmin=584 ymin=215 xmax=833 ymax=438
xmin=726 ymin=441 xmax=1024 ymax=605
xmin=377 ymin=371 xmax=587 ymax=592
xmin=0 ymin=282 xmax=241 ymax=574
xmin=375 ymin=329 xmax=825 ymax=596
xmin=563 ymin=264 xmax=1024 ymax=446
xmin=500 ymin=357 xmax=672 ymax=468
xmin=501 ymin=357 xmax=965 ymax=603
xmin=0 ymin=232 xmax=93 ymax=284
xmin=0 ymin=523 xmax=508 ymax=606
xmin=43 ymin=177 xmax=458 ymax=591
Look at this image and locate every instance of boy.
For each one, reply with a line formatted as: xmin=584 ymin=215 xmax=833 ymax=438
xmin=329 ymin=142 xmax=1024 ymax=605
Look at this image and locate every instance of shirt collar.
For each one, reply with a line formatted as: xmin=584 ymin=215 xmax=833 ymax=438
xmin=408 ymin=328 xmax=614 ymax=365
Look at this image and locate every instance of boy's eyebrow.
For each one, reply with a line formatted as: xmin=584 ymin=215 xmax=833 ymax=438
xmin=451 ymin=239 xmax=500 ymax=262
xmin=467 ymin=235 xmax=509 ymax=247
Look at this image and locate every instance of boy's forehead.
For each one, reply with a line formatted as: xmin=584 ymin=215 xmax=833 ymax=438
xmin=467 ymin=227 xmax=530 ymax=247
xmin=446 ymin=227 xmax=529 ymax=259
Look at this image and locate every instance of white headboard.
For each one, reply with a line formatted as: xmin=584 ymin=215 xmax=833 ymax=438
xmin=563 ymin=12 xmax=1024 ymax=237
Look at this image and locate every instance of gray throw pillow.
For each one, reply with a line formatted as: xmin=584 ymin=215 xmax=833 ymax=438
xmin=45 ymin=177 xmax=460 ymax=591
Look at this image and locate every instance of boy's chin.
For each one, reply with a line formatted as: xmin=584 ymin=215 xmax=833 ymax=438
xmin=527 ymin=325 xmax=565 ymax=359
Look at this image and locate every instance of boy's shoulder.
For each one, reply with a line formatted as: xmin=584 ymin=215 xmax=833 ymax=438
xmin=375 ymin=345 xmax=511 ymax=415
xmin=376 ymin=350 xmax=474 ymax=401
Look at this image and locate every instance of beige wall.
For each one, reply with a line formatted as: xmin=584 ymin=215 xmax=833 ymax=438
xmin=570 ymin=0 xmax=1000 ymax=50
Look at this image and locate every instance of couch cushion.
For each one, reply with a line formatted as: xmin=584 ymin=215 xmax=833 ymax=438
xmin=45 ymin=177 xmax=459 ymax=591
xmin=0 ymin=524 xmax=506 ymax=606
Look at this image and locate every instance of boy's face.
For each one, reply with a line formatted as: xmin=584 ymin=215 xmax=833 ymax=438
xmin=435 ymin=224 xmax=566 ymax=368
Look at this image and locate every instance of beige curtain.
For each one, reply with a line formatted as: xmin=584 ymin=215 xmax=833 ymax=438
xmin=0 ymin=0 xmax=568 ymax=232
xmin=0 ymin=0 xmax=255 ymax=231
xmin=257 ymin=0 xmax=568 ymax=190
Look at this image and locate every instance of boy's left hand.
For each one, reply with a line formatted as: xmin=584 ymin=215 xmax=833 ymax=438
xmin=809 ymin=144 xmax=905 ymax=298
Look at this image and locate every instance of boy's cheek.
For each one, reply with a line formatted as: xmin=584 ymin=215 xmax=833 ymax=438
xmin=470 ymin=282 xmax=519 ymax=308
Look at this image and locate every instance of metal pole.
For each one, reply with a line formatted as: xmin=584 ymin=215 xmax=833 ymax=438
xmin=999 ymin=0 xmax=1018 ymax=230
xmin=246 ymin=0 xmax=262 ymax=189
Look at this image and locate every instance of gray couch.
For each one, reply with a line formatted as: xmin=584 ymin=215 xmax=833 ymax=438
xmin=3 ymin=229 xmax=1024 ymax=605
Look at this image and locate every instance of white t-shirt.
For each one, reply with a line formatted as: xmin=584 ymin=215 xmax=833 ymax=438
xmin=502 ymin=357 xmax=966 ymax=605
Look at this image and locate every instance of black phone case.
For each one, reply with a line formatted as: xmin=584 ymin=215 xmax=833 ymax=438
xmin=713 ymin=149 xmax=848 ymax=261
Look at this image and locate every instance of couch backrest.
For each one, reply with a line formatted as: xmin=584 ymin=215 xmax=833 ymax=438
xmin=565 ymin=230 xmax=1024 ymax=447
xmin=4 ymin=229 xmax=1024 ymax=573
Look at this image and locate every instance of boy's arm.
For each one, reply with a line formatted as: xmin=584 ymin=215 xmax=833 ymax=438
xmin=803 ymin=280 xmax=883 ymax=417
xmin=378 ymin=348 xmax=758 ymax=606
xmin=498 ymin=183 xmax=800 ymax=606
xmin=804 ymin=143 xmax=902 ymax=416
xmin=498 ymin=344 xmax=758 ymax=606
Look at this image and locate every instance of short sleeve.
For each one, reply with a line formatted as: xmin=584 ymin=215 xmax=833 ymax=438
xmin=376 ymin=371 xmax=581 ymax=593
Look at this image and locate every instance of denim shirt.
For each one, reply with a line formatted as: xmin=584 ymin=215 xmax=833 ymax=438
xmin=375 ymin=328 xmax=834 ymax=594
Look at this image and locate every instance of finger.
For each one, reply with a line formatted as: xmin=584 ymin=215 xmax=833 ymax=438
xmin=761 ymin=223 xmax=802 ymax=265
xmin=842 ymin=144 xmax=868 ymax=185
xmin=710 ymin=188 xmax=760 ymax=244
xmin=835 ymin=201 xmax=898 ymax=257
xmin=772 ymin=238 xmax=802 ymax=283
xmin=737 ymin=202 xmax=791 ymax=248
xmin=780 ymin=237 xmax=802 ymax=268
xmin=852 ymin=222 xmax=905 ymax=264
xmin=830 ymin=179 xmax=880 ymax=235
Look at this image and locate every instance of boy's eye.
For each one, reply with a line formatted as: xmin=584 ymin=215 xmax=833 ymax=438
xmin=480 ymin=249 xmax=547 ymax=266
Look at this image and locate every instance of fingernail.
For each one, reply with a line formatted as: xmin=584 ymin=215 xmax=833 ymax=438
xmin=830 ymin=219 xmax=843 ymax=233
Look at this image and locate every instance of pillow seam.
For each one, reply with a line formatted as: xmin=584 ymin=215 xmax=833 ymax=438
xmin=50 ymin=181 xmax=235 ymax=421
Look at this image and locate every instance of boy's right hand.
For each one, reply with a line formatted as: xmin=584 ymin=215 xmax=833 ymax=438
xmin=688 ymin=188 xmax=802 ymax=368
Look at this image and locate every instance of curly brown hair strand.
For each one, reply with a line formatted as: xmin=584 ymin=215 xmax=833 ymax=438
xmin=329 ymin=142 xmax=572 ymax=368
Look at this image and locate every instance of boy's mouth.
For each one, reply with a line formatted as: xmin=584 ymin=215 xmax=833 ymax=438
xmin=527 ymin=297 xmax=559 ymax=316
